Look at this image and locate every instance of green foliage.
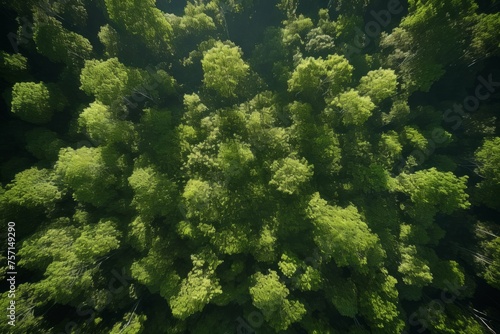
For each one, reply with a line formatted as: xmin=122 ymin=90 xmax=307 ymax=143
xmin=98 ymin=24 xmax=121 ymax=58
xmin=11 ymin=82 xmax=65 ymax=124
xmin=378 ymin=131 xmax=403 ymax=166
xmin=307 ymin=193 xmax=385 ymax=272
xmin=401 ymin=126 xmax=429 ymax=151
xmin=216 ymin=139 xmax=255 ymax=181
xmin=0 ymin=284 xmax=43 ymax=333
xmin=130 ymin=236 xmax=178 ymax=296
xmin=25 ymin=128 xmax=65 ymax=162
xmin=128 ymin=166 xmax=177 ymax=219
xmin=1 ymin=167 xmax=62 ymax=211
xmin=269 ymin=156 xmax=313 ymax=195
xmin=396 ymin=168 xmax=470 ymax=217
xmin=201 ymin=41 xmax=250 ymax=98
xmin=169 ymin=1 xmax=217 ymax=38
xmin=359 ymin=270 xmax=404 ymax=332
xmin=398 ymin=245 xmax=433 ymax=287
xmin=138 ymin=108 xmax=180 ymax=172
xmin=169 ymin=250 xmax=223 ymax=319
xmin=110 ymin=312 xmax=147 ymax=334
xmin=55 ymin=147 xmax=118 ymax=207
xmin=78 ymin=101 xmax=135 ymax=145
xmin=331 ymin=89 xmax=375 ymax=126
xmin=249 ymin=270 xmax=306 ymax=331
xmin=471 ymin=13 xmax=500 ymax=58
xmin=288 ymin=54 xmax=353 ymax=101
xmin=282 ymin=14 xmax=314 ymax=45
xmin=80 ymin=58 xmax=143 ymax=106
xmin=474 ymin=137 xmax=500 ymax=210
xmin=423 ymin=304 xmax=485 ymax=334
xmin=104 ymin=0 xmax=173 ymax=52
xmin=19 ymin=218 xmax=121 ymax=304
xmin=181 ymin=179 xmax=216 ymax=221
xmin=358 ymin=69 xmax=398 ymax=104
xmin=326 ymin=275 xmax=358 ymax=317
xmin=2 ymin=1 xmax=497 ymax=332
xmin=33 ymin=15 xmax=92 ymax=66
xmin=481 ymin=237 xmax=500 ymax=289
xmin=0 ymin=51 xmax=28 ymax=82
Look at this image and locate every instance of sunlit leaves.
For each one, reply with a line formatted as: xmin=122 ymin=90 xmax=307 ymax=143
xmin=398 ymin=245 xmax=433 ymax=287
xmin=55 ymin=147 xmax=118 ymax=207
xmin=80 ymin=58 xmax=143 ymax=106
xmin=358 ymin=69 xmax=398 ymax=104
xmin=128 ymin=166 xmax=177 ymax=219
xmin=474 ymin=137 xmax=500 ymax=210
xmin=98 ymin=24 xmax=120 ymax=58
xmin=2 ymin=167 xmax=62 ymax=211
xmin=269 ymin=157 xmax=313 ymax=195
xmin=201 ymin=41 xmax=250 ymax=98
xmin=169 ymin=250 xmax=223 ymax=319
xmin=78 ymin=101 xmax=135 ymax=145
xmin=11 ymin=82 xmax=65 ymax=124
xmin=331 ymin=89 xmax=375 ymax=126
xmin=110 ymin=312 xmax=147 ymax=334
xmin=306 ymin=193 xmax=385 ymax=272
xmin=249 ymin=270 xmax=306 ymax=331
xmin=216 ymin=139 xmax=255 ymax=181
xmin=471 ymin=13 xmax=500 ymax=58
xmin=18 ymin=219 xmax=121 ymax=305
xmin=288 ymin=54 xmax=353 ymax=101
xmin=396 ymin=168 xmax=470 ymax=217
xmin=359 ymin=270 xmax=404 ymax=332
xmin=105 ymin=0 xmax=173 ymax=52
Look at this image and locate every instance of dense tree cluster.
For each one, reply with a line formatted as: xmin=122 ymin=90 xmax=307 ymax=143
xmin=0 ymin=0 xmax=499 ymax=333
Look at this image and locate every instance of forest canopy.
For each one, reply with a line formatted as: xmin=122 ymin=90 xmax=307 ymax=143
xmin=0 ymin=0 xmax=499 ymax=333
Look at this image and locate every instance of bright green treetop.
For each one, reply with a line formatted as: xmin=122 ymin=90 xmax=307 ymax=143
xmin=331 ymin=89 xmax=375 ymax=126
xmin=307 ymin=193 xmax=385 ymax=273
xmin=269 ymin=156 xmax=313 ymax=195
xmin=358 ymin=69 xmax=398 ymax=104
xmin=11 ymin=82 xmax=65 ymax=124
xmin=201 ymin=41 xmax=250 ymax=98
xmin=249 ymin=270 xmax=307 ymax=331
xmin=2 ymin=167 xmax=62 ymax=211
xmin=55 ymin=147 xmax=119 ymax=207
xmin=104 ymin=0 xmax=173 ymax=52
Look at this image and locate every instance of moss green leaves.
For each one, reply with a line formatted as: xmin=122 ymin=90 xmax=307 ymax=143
xmin=201 ymin=41 xmax=250 ymax=98
xmin=18 ymin=219 xmax=121 ymax=304
xmin=78 ymin=101 xmax=135 ymax=145
xmin=2 ymin=167 xmax=62 ymax=211
xmin=474 ymin=137 xmax=500 ymax=210
xmin=269 ymin=157 xmax=313 ymax=195
xmin=288 ymin=54 xmax=353 ymax=101
xmin=80 ymin=58 xmax=143 ymax=106
xmin=11 ymin=82 xmax=65 ymax=124
xmin=169 ymin=251 xmax=223 ymax=319
xmin=307 ymin=193 xmax=385 ymax=272
xmin=396 ymin=168 xmax=470 ymax=218
xmin=249 ymin=270 xmax=306 ymax=331
xmin=358 ymin=69 xmax=398 ymax=104
xmin=104 ymin=0 xmax=173 ymax=53
xmin=331 ymin=89 xmax=375 ymax=126
xmin=128 ymin=166 xmax=177 ymax=220
xmin=55 ymin=147 xmax=118 ymax=207
xmin=216 ymin=139 xmax=255 ymax=181
xmin=33 ymin=15 xmax=92 ymax=67
xmin=2 ymin=0 xmax=499 ymax=332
